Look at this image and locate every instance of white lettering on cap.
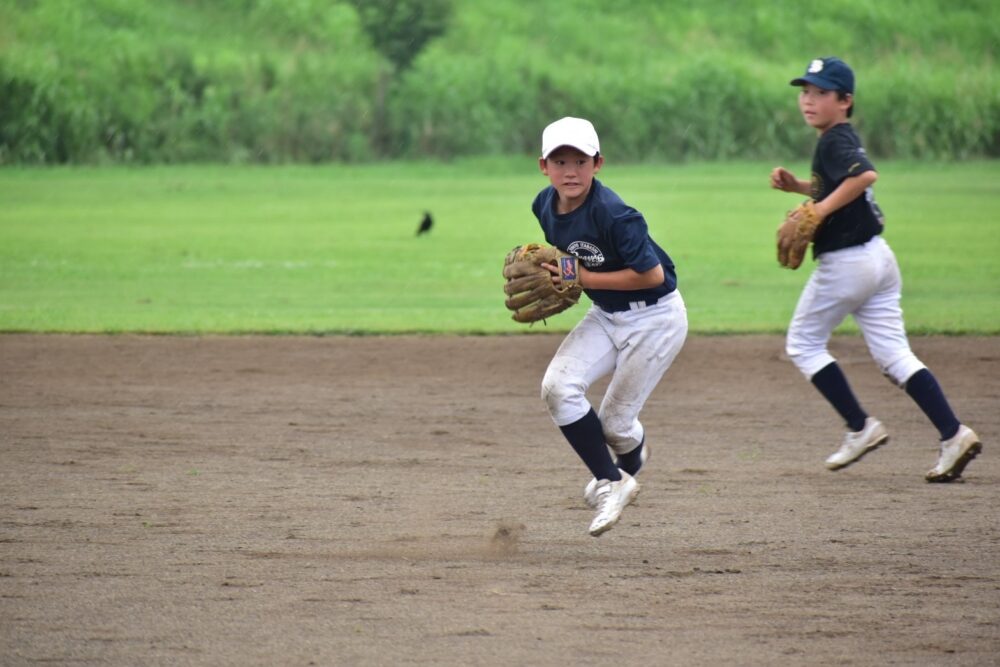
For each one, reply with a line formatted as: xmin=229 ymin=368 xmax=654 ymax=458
xmin=808 ymin=59 xmax=824 ymax=73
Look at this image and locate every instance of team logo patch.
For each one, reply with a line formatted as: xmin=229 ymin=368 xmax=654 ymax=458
xmin=567 ymin=240 xmax=604 ymax=268
xmin=808 ymin=59 xmax=824 ymax=73
xmin=559 ymin=255 xmax=578 ymax=282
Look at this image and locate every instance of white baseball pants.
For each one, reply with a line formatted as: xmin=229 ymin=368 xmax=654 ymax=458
xmin=786 ymin=236 xmax=925 ymax=386
xmin=541 ymin=290 xmax=688 ymax=455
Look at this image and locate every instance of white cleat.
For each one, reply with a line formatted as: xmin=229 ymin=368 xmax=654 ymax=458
xmin=588 ymin=471 xmax=640 ymax=537
xmin=825 ymin=417 xmax=889 ymax=470
xmin=584 ymin=443 xmax=649 ymax=508
xmin=925 ymin=425 xmax=982 ymax=483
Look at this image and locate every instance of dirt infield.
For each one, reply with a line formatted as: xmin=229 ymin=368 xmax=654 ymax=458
xmin=1 ymin=334 xmax=998 ymax=666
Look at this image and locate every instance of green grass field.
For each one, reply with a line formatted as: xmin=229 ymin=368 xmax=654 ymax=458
xmin=1 ymin=160 xmax=997 ymax=334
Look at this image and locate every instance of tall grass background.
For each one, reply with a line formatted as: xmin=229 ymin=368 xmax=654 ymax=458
xmin=1 ymin=0 xmax=997 ymax=164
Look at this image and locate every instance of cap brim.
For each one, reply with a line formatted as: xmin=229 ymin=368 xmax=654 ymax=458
xmin=541 ymin=143 xmax=599 ymax=159
xmin=790 ymin=74 xmax=842 ymax=91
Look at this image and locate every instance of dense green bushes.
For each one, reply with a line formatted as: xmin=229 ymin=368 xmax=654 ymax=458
xmin=1 ymin=0 xmax=997 ymax=164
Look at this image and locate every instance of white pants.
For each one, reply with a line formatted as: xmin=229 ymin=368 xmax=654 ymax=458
xmin=786 ymin=236 xmax=925 ymax=386
xmin=541 ymin=291 xmax=688 ymax=455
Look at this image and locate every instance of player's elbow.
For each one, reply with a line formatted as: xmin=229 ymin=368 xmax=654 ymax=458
xmin=639 ymin=264 xmax=664 ymax=288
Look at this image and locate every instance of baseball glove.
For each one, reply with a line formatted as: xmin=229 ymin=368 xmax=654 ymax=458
xmin=502 ymin=243 xmax=583 ymax=323
xmin=776 ymin=200 xmax=823 ymax=269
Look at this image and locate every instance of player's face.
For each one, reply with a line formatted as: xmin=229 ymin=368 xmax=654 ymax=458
xmin=539 ymin=147 xmax=603 ymax=213
xmin=798 ymin=84 xmax=852 ymax=132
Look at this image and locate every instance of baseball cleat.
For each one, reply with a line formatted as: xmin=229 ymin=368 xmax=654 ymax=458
xmin=925 ymin=425 xmax=982 ymax=483
xmin=588 ymin=472 xmax=640 ymax=537
xmin=825 ymin=417 xmax=889 ymax=470
xmin=584 ymin=443 xmax=649 ymax=508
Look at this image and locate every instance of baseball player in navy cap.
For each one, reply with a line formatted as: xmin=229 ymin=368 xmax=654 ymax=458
xmin=531 ymin=117 xmax=688 ymax=535
xmin=770 ymin=57 xmax=982 ymax=481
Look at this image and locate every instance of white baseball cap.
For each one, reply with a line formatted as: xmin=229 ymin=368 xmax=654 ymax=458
xmin=541 ymin=117 xmax=600 ymax=159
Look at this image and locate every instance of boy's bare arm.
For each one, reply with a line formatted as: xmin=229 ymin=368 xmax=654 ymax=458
xmin=812 ymin=171 xmax=878 ymax=220
xmin=580 ymin=264 xmax=664 ymax=291
xmin=542 ymin=263 xmax=664 ymax=290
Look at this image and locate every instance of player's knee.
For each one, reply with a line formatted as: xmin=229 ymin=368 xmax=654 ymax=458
xmin=786 ymin=339 xmax=834 ymax=379
xmin=784 ymin=338 xmax=811 ymax=370
xmin=540 ymin=373 xmax=584 ymax=418
xmin=877 ymin=353 xmax=925 ymax=387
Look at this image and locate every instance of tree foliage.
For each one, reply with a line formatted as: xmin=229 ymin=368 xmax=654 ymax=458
xmin=348 ymin=0 xmax=452 ymax=72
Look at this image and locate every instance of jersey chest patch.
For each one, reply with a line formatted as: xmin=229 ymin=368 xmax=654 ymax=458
xmin=567 ymin=240 xmax=605 ymax=268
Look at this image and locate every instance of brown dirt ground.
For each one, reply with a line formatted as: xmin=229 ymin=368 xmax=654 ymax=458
xmin=1 ymin=334 xmax=998 ymax=666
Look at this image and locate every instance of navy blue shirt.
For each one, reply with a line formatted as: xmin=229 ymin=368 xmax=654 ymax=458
xmin=811 ymin=123 xmax=885 ymax=256
xmin=531 ymin=178 xmax=676 ymax=312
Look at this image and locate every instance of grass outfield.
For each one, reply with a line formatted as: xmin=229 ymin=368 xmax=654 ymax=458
xmin=1 ymin=160 xmax=997 ymax=335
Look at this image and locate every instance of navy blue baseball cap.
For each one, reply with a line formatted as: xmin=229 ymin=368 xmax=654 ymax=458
xmin=790 ymin=57 xmax=855 ymax=94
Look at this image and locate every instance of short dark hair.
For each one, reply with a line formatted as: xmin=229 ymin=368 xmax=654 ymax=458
xmin=838 ymin=91 xmax=854 ymax=118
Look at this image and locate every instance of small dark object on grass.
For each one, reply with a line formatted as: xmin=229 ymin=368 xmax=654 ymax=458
xmin=416 ymin=211 xmax=433 ymax=236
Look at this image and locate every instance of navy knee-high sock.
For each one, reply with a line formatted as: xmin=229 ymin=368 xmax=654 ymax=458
xmin=811 ymin=362 xmax=868 ymax=432
xmin=616 ymin=439 xmax=645 ymax=476
xmin=559 ymin=408 xmax=620 ymax=481
xmin=905 ymin=368 xmax=961 ymax=440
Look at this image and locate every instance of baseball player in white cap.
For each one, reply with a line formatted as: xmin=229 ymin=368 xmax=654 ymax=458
xmin=531 ymin=117 xmax=688 ymax=535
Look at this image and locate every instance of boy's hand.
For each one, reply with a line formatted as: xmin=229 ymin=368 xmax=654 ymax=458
xmin=771 ymin=167 xmax=800 ymax=192
xmin=541 ymin=262 xmax=560 ymax=283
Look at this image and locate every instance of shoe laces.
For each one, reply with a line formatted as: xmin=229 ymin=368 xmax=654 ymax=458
xmin=593 ymin=480 xmax=617 ymax=513
xmin=835 ymin=436 xmax=855 ymax=454
xmin=841 ymin=428 xmax=869 ymax=450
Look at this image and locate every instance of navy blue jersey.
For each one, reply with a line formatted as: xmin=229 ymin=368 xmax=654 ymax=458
xmin=810 ymin=123 xmax=885 ymax=256
xmin=531 ymin=178 xmax=676 ymax=312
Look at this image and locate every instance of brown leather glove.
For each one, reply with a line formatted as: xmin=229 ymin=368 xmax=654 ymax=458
xmin=502 ymin=243 xmax=582 ymax=323
xmin=777 ymin=200 xmax=823 ymax=269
